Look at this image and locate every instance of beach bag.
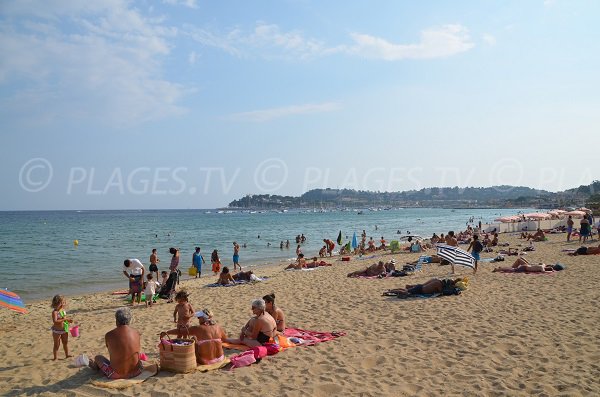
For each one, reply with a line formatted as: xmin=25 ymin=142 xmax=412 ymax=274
xmin=251 ymin=346 xmax=268 ymax=360
xmin=230 ymin=350 xmax=256 ymax=369
xmin=263 ymin=343 xmax=281 ymax=356
xmin=188 ymin=266 xmax=197 ymax=276
xmin=158 ymin=332 xmax=197 ymax=373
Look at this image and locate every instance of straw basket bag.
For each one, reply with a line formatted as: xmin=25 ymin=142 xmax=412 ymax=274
xmin=158 ymin=332 xmax=197 ymax=373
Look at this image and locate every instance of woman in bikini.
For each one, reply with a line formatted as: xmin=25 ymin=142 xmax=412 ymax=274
xmin=225 ymin=298 xmax=277 ymax=348
xmin=263 ymin=293 xmax=286 ymax=332
xmin=165 ymin=308 xmax=227 ymax=365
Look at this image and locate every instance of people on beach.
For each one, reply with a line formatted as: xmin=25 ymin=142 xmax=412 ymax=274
xmin=263 ymin=293 xmax=286 ymax=333
xmin=285 ymin=240 xmax=290 ymax=248
xmin=233 ymin=242 xmax=242 ymax=271
xmin=123 ymin=259 xmax=145 ymax=305
xmin=285 ymin=253 xmax=306 ymax=270
xmin=347 ymin=261 xmax=395 ymax=278
xmin=159 ymin=271 xmax=178 ymax=303
xmin=217 ymin=266 xmax=235 ymax=285
xmin=160 ymin=270 xmax=169 ymax=286
xmin=579 ymin=217 xmax=591 ymax=243
xmin=384 ymin=278 xmax=464 ymax=297
xmin=149 ymin=248 xmax=160 ymax=281
xmin=319 ymin=245 xmax=327 ymax=257
xmin=211 ymin=249 xmax=221 ymax=275
xmin=491 ymin=257 xmax=552 ymax=273
xmin=566 ymin=215 xmax=574 ymax=241
xmin=306 ymin=257 xmax=332 ymax=268
xmin=173 ymin=290 xmax=195 ymax=337
xmin=467 ymin=235 xmax=483 ymax=273
xmin=169 ymin=247 xmax=180 ymax=273
xmin=324 ymin=239 xmax=335 ymax=256
xmin=164 ymin=309 xmax=227 ymax=365
xmin=526 ymin=229 xmax=546 ymax=242
xmin=379 ymin=236 xmax=386 ymax=250
xmin=224 ymin=298 xmax=277 ymax=348
xmin=50 ymin=295 xmax=73 ymax=360
xmin=144 ymin=274 xmax=159 ymax=307
xmin=569 ymin=244 xmax=600 ymax=256
xmin=233 ymin=270 xmax=256 ymax=282
xmin=296 ymin=244 xmax=303 ymax=258
xmin=192 ymin=247 xmax=204 ymax=278
xmin=89 ymin=308 xmax=143 ymax=380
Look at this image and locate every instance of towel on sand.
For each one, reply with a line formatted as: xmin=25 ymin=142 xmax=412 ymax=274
xmin=91 ymin=363 xmax=158 ymax=389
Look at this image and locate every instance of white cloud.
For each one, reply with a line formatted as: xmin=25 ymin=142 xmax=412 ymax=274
xmin=482 ymin=33 xmax=497 ymax=46
xmin=345 ymin=25 xmax=474 ymax=60
xmin=543 ymin=0 xmax=557 ymax=6
xmin=163 ymin=0 xmax=198 ymax=9
xmin=186 ymin=22 xmax=474 ymax=61
xmin=0 ymin=0 xmax=187 ymax=126
xmin=188 ymin=51 xmax=198 ymax=65
xmin=185 ymin=22 xmax=326 ymax=60
xmin=229 ymin=102 xmax=342 ymax=122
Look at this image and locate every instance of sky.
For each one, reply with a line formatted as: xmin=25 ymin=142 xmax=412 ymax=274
xmin=0 ymin=0 xmax=598 ymax=210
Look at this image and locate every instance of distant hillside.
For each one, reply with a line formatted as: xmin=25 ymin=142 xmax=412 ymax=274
xmin=228 ymin=182 xmax=599 ymax=209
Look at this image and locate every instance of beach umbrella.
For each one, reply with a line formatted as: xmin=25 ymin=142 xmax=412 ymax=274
xmin=564 ymin=210 xmax=586 ymax=218
xmin=337 ymin=230 xmax=342 ymax=245
xmin=0 ymin=289 xmax=27 ymax=314
xmin=436 ymin=244 xmax=475 ymax=270
xmin=523 ymin=213 xmax=551 ymax=220
xmin=577 ymin=207 xmax=592 ymax=214
xmin=351 ymin=232 xmax=358 ymax=249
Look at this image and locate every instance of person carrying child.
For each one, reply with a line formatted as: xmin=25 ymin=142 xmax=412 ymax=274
xmin=50 ymin=295 xmax=73 ymax=360
xmin=144 ymin=274 xmax=160 ymax=307
xmin=173 ymin=290 xmax=195 ymax=337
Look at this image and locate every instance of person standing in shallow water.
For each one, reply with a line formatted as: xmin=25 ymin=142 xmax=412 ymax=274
xmin=233 ymin=242 xmax=241 ymax=271
xmin=192 ymin=247 xmax=204 ymax=278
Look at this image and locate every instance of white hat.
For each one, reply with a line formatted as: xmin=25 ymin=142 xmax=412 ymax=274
xmin=390 ymin=259 xmax=396 ymax=264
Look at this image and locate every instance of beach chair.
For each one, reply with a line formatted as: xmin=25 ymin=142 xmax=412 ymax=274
xmin=389 ymin=240 xmax=400 ymax=253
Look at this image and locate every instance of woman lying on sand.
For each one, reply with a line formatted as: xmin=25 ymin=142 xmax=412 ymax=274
xmin=492 ymin=257 xmax=553 ymax=273
xmin=305 ymin=257 xmax=332 ymax=268
xmin=285 ymin=253 xmax=306 ymax=270
xmin=164 ymin=309 xmax=227 ymax=365
xmin=225 ymin=298 xmax=277 ymax=347
xmin=569 ymin=244 xmax=600 ymax=256
xmin=383 ymin=278 xmax=464 ymax=297
xmin=347 ymin=260 xmax=395 ymax=278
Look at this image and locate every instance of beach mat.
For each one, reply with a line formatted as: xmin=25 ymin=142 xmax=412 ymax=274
xmin=91 ymin=363 xmax=158 ymax=389
xmin=195 ymin=358 xmax=230 ymax=372
xmin=283 ymin=328 xmax=346 ymax=346
xmin=205 ymin=277 xmax=268 ymax=287
xmin=383 ymin=292 xmax=442 ymax=299
xmin=222 ymin=342 xmax=250 ymax=351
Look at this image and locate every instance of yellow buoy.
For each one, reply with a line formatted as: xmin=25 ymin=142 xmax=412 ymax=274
xmin=73 ymin=240 xmax=79 ymax=246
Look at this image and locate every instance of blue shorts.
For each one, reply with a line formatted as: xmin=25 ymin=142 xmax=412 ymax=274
xmin=472 ymin=252 xmax=480 ymax=261
xmin=233 ymin=254 xmax=240 ymax=263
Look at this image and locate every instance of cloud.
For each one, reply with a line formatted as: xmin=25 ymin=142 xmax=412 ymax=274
xmin=188 ymin=51 xmax=198 ymax=65
xmin=185 ymin=22 xmax=326 ymax=60
xmin=163 ymin=0 xmax=198 ymax=9
xmin=482 ymin=33 xmax=497 ymax=46
xmin=543 ymin=0 xmax=557 ymax=6
xmin=0 ymin=0 xmax=187 ymax=126
xmin=186 ymin=22 xmax=474 ymax=61
xmin=345 ymin=25 xmax=474 ymax=60
xmin=229 ymin=102 xmax=342 ymax=122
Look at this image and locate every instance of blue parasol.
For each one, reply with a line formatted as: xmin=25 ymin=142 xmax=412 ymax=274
xmin=0 ymin=289 xmax=27 ymax=314
xmin=351 ymin=232 xmax=358 ymax=249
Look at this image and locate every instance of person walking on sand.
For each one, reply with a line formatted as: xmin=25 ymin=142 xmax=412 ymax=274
xmin=192 ymin=247 xmax=205 ymax=278
xmin=233 ymin=242 xmax=241 ymax=271
xmin=566 ymin=215 xmax=574 ymax=242
xmin=149 ymin=248 xmax=160 ymax=281
xmin=467 ymin=235 xmax=483 ymax=274
xmin=211 ymin=249 xmax=221 ymax=275
xmin=123 ymin=259 xmax=145 ymax=305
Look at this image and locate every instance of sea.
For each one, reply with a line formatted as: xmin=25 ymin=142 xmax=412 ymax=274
xmin=0 ymin=207 xmax=533 ymax=301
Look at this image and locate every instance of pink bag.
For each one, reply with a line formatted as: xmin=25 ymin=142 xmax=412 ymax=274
xmin=251 ymin=346 xmax=268 ymax=360
xmin=264 ymin=343 xmax=280 ymax=356
xmin=230 ymin=350 xmax=256 ymax=369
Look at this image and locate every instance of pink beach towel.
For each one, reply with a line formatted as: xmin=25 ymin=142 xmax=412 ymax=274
xmin=283 ymin=328 xmax=346 ymax=346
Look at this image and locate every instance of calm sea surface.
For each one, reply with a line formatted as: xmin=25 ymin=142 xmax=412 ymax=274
xmin=0 ymin=208 xmax=532 ymax=301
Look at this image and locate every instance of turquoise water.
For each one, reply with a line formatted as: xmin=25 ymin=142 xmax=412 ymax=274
xmin=0 ymin=208 xmax=530 ymax=301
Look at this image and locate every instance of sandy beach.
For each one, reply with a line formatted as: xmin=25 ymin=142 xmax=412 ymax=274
xmin=1 ymin=233 xmax=599 ymax=397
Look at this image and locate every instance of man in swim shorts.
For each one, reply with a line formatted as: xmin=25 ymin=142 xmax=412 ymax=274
xmin=149 ymin=249 xmax=160 ymax=281
xmin=123 ymin=259 xmax=145 ymax=305
xmin=90 ymin=308 xmax=143 ymax=380
xmin=233 ymin=242 xmax=241 ymax=271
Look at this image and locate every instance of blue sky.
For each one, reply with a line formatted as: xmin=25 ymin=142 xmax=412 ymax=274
xmin=0 ymin=0 xmax=598 ymax=210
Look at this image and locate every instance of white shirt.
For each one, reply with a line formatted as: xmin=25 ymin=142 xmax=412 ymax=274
xmin=144 ymin=280 xmax=159 ymax=295
xmin=123 ymin=258 xmax=145 ymax=276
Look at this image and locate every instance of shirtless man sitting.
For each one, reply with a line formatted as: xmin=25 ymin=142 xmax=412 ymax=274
xmin=526 ymin=229 xmax=546 ymax=242
xmin=89 ymin=308 xmax=143 ymax=380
